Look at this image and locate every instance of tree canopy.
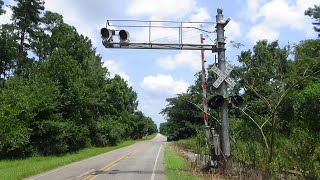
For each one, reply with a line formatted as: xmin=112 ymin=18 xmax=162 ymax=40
xmin=0 ymin=1 xmax=157 ymax=158
xmin=161 ymin=38 xmax=320 ymax=179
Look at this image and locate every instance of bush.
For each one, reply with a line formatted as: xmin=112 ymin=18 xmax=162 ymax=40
xmin=0 ymin=116 xmax=31 ymax=158
xmin=95 ymin=117 xmax=126 ymax=146
xmin=0 ymin=76 xmax=59 ymax=158
xmin=30 ymin=117 xmax=90 ymax=155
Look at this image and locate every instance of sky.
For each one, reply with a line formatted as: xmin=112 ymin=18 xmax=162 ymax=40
xmin=1 ymin=0 xmax=319 ymax=128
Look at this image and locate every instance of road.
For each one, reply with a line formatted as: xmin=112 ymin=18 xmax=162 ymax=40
xmin=26 ymin=133 xmax=167 ymax=180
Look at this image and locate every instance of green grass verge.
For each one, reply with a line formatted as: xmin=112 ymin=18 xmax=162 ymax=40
xmin=141 ymin=133 xmax=157 ymax=141
xmin=164 ymin=145 xmax=203 ymax=180
xmin=0 ymin=140 xmax=134 ymax=180
xmin=175 ymin=135 xmax=207 ymax=156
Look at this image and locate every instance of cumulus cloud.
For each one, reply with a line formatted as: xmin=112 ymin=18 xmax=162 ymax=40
xmin=44 ymin=0 xmax=127 ymax=46
xmin=156 ymin=51 xmax=201 ymax=71
xmin=247 ymin=23 xmax=280 ymax=42
xmin=244 ymin=0 xmax=265 ymax=22
xmin=245 ymin=0 xmax=320 ymax=42
xmin=189 ymin=8 xmax=211 ymax=22
xmin=138 ymin=98 xmax=167 ymax=128
xmin=131 ymin=24 xmax=179 ymax=43
xmin=140 ymin=74 xmax=189 ymax=97
xmin=103 ymin=60 xmax=130 ymax=82
xmin=126 ymin=0 xmax=196 ymax=20
xmin=225 ymin=20 xmax=242 ymax=41
xmin=126 ymin=2 xmax=215 ymax=44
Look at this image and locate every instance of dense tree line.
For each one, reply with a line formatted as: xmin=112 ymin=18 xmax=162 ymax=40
xmin=0 ymin=0 xmax=157 ymax=159
xmin=161 ymin=6 xmax=320 ymax=178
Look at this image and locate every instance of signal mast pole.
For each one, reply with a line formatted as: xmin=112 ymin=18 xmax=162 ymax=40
xmin=216 ymin=8 xmax=230 ymax=157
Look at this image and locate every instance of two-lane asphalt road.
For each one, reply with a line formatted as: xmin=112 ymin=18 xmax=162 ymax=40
xmin=26 ymin=133 xmax=167 ymax=180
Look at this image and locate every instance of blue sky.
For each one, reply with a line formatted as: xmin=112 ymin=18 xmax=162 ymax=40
xmin=1 ymin=0 xmax=319 ymax=127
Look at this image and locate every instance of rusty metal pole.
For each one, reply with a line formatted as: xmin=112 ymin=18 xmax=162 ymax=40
xmin=200 ymin=34 xmax=210 ymax=142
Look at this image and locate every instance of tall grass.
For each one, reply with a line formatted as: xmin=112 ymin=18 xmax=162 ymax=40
xmin=175 ymin=133 xmax=207 ymax=156
xmin=164 ymin=145 xmax=203 ymax=180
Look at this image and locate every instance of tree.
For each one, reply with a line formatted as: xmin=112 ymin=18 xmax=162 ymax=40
xmin=159 ymin=122 xmax=169 ymax=135
xmin=0 ymin=1 xmax=157 ymax=159
xmin=11 ymin=0 xmax=45 ymax=76
xmin=31 ymin=11 xmax=64 ymax=61
xmin=229 ymin=40 xmax=320 ymax=178
xmin=305 ymin=5 xmax=320 ymax=37
xmin=0 ymin=24 xmax=18 ymax=87
xmin=161 ymin=93 xmax=203 ymax=139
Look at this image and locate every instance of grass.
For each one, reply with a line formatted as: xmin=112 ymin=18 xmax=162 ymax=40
xmin=164 ymin=145 xmax=203 ymax=180
xmin=175 ymin=136 xmax=207 ymax=155
xmin=141 ymin=133 xmax=157 ymax=141
xmin=0 ymin=140 xmax=135 ymax=180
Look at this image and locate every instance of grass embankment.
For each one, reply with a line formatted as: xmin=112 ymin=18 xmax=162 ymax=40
xmin=0 ymin=140 xmax=135 ymax=180
xmin=164 ymin=145 xmax=203 ymax=180
xmin=176 ymin=136 xmax=207 ymax=155
xmin=141 ymin=133 xmax=157 ymax=141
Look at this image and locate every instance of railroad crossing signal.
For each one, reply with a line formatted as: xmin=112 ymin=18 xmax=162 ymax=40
xmin=211 ymin=66 xmax=236 ymax=88
xmin=100 ymin=8 xmax=233 ymax=166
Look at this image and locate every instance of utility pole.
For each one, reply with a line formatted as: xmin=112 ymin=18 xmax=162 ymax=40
xmin=216 ymin=8 xmax=230 ymax=157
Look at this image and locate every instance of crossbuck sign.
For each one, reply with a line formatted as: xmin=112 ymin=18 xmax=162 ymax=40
xmin=211 ymin=66 xmax=236 ymax=88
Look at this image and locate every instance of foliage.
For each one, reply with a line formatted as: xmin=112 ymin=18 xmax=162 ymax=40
xmin=232 ymin=40 xmax=320 ymax=177
xmin=11 ymin=0 xmax=45 ymax=76
xmin=162 ymin=39 xmax=320 ymax=178
xmin=161 ymin=93 xmax=204 ymax=140
xmin=0 ymin=1 xmax=157 ymax=159
xmin=175 ymin=132 xmax=207 ymax=156
xmin=95 ymin=117 xmax=126 ymax=146
xmin=159 ymin=122 xmax=169 ymax=135
xmin=0 ymin=24 xmax=17 ymax=87
xmin=305 ymin=5 xmax=320 ymax=37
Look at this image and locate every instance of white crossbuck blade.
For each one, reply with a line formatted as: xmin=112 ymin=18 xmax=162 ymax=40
xmin=211 ymin=66 xmax=236 ymax=88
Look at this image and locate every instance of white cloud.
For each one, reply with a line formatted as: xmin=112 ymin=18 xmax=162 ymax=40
xmin=126 ymin=1 xmax=215 ymax=44
xmin=247 ymin=23 xmax=280 ymax=42
xmin=138 ymin=98 xmax=167 ymax=128
xmin=140 ymin=74 xmax=189 ymax=96
xmin=103 ymin=60 xmax=130 ymax=82
xmin=132 ymin=24 xmax=179 ymax=43
xmin=225 ymin=20 xmax=242 ymax=41
xmin=245 ymin=0 xmax=320 ymax=42
xmin=182 ymin=8 xmax=214 ymax=44
xmin=157 ymin=51 xmax=201 ymax=71
xmin=44 ymin=1 xmax=96 ymax=45
xmin=189 ymin=8 xmax=211 ymax=22
xmin=130 ymin=7 xmax=213 ymax=43
xmin=244 ymin=0 xmax=265 ymax=22
xmin=44 ymin=1 xmax=126 ymax=46
xmin=126 ymin=0 xmax=196 ymax=19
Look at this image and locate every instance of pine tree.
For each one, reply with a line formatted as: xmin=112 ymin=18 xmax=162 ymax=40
xmin=305 ymin=5 xmax=320 ymax=37
xmin=10 ymin=0 xmax=45 ymax=76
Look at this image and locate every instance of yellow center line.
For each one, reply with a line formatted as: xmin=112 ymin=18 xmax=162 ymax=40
xmin=82 ymin=145 xmax=147 ymax=180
